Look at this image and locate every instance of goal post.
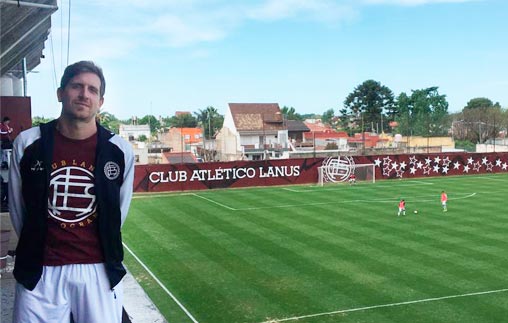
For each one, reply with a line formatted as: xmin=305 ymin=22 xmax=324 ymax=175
xmin=317 ymin=163 xmax=376 ymax=186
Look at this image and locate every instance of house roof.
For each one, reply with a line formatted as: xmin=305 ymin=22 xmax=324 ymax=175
xmin=162 ymin=152 xmax=198 ymax=164
xmin=304 ymin=121 xmax=333 ymax=133
xmin=286 ymin=120 xmax=310 ymax=132
xmin=228 ymin=103 xmax=285 ymax=132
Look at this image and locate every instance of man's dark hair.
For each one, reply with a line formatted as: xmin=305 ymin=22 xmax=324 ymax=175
xmin=60 ymin=61 xmax=106 ymax=98
xmin=2 ymin=117 xmax=10 ymax=122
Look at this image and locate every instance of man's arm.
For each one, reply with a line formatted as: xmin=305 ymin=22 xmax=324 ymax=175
xmin=119 ymin=144 xmax=135 ymax=227
xmin=8 ymin=136 xmax=26 ymax=236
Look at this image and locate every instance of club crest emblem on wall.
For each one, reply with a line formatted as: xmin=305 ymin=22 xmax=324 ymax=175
xmin=321 ymin=156 xmax=355 ymax=183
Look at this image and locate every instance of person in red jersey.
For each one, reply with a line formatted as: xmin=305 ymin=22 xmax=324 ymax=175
xmin=441 ymin=190 xmax=448 ymax=212
xmin=397 ymin=199 xmax=406 ymax=216
xmin=348 ymin=173 xmax=356 ymax=185
xmin=9 ymin=61 xmax=135 ymax=323
xmin=0 ymin=116 xmax=14 ymax=149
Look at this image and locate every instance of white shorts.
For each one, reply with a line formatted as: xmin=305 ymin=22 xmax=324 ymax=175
xmin=13 ymin=263 xmax=123 ymax=323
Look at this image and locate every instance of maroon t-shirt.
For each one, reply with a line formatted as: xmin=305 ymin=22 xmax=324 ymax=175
xmin=43 ymin=130 xmax=104 ymax=265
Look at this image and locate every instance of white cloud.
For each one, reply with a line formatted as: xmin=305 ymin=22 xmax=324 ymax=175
xmin=59 ymin=0 xmax=478 ymax=56
xmin=247 ymin=0 xmax=358 ymax=24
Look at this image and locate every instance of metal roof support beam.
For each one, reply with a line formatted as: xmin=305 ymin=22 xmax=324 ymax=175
xmin=0 ymin=11 xmax=53 ymax=61
xmin=0 ymin=0 xmax=58 ymax=10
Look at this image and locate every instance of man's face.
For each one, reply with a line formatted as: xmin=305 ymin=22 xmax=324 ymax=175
xmin=57 ymin=72 xmax=104 ymax=122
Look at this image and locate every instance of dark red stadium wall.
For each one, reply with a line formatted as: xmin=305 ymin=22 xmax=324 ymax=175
xmin=357 ymin=152 xmax=508 ymax=179
xmin=133 ymin=153 xmax=508 ymax=192
xmin=134 ymin=158 xmax=323 ymax=192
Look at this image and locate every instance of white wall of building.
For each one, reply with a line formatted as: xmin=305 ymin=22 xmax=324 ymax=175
xmin=119 ymin=124 xmax=151 ymax=141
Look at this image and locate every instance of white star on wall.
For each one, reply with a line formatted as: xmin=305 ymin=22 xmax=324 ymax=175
xmin=467 ymin=157 xmax=474 ymax=164
xmin=434 ymin=156 xmax=442 ymax=164
xmin=463 ymin=165 xmax=470 ymax=173
xmin=482 ymin=157 xmax=489 ymax=165
xmin=453 ymin=161 xmax=461 ymax=169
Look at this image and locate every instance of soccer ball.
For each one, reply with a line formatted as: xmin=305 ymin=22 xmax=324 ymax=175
xmin=414 ymin=210 xmax=418 ymax=214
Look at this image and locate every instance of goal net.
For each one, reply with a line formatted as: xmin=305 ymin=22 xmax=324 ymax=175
xmin=317 ymin=163 xmax=376 ymax=186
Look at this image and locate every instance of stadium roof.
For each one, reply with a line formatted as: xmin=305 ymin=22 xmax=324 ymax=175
xmin=0 ymin=0 xmax=57 ymax=77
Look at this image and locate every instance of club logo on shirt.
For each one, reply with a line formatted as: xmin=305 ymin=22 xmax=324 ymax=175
xmin=104 ymin=161 xmax=120 ymax=180
xmin=48 ymin=165 xmax=97 ymax=225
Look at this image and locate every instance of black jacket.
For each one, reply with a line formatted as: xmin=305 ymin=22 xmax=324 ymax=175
xmin=8 ymin=120 xmax=135 ymax=290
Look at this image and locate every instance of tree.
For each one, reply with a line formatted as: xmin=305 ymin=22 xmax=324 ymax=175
xmin=168 ymin=113 xmax=198 ymax=128
xmin=139 ymin=115 xmax=161 ymax=134
xmin=321 ymin=108 xmax=335 ymax=125
xmin=452 ymin=97 xmax=503 ymax=143
xmin=341 ymin=80 xmax=395 ymax=134
xmin=394 ymin=87 xmax=449 ymax=136
xmin=464 ymin=97 xmax=500 ymax=110
xmin=97 ymin=111 xmax=120 ymax=133
xmin=280 ymin=106 xmax=303 ymax=121
xmin=194 ymin=106 xmax=223 ymax=139
xmin=32 ymin=116 xmax=54 ymax=126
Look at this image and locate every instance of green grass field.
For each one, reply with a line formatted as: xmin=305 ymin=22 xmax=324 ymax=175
xmin=122 ymin=173 xmax=508 ymax=323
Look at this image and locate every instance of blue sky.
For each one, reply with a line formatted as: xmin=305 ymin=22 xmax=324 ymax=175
xmin=28 ymin=0 xmax=508 ymax=120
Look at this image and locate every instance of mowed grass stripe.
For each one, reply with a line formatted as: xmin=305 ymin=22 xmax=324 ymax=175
xmin=261 ymin=203 xmax=495 ymax=299
xmin=128 ymin=199 xmax=304 ymax=323
xmin=153 ymin=201 xmax=336 ymax=322
xmin=124 ymin=173 xmax=508 ymax=323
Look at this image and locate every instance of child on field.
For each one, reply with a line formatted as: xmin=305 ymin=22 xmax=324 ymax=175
xmin=398 ymin=199 xmax=406 ymax=216
xmin=441 ymin=191 xmax=448 ymax=212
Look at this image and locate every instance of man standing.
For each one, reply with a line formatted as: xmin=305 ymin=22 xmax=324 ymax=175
xmin=8 ymin=61 xmax=135 ymax=323
xmin=441 ymin=190 xmax=448 ymax=212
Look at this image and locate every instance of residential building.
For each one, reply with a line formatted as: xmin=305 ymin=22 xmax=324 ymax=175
xmin=119 ymin=124 xmax=151 ymax=141
xmin=216 ymin=103 xmax=289 ymax=161
xmin=158 ymin=127 xmax=203 ymax=157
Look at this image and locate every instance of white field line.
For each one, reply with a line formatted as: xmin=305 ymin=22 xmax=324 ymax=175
xmin=191 ymin=193 xmax=237 ymax=210
xmin=236 ymin=193 xmax=476 ymax=211
xmin=282 ymin=187 xmax=303 ymax=192
xmin=288 ymin=181 xmax=434 ymax=193
xmin=123 ymin=243 xmax=200 ymax=323
xmin=426 ymin=174 xmax=508 ymax=182
xmin=133 ymin=192 xmax=195 ymax=199
xmin=257 ymin=288 xmax=508 ymax=323
xmin=404 ymin=180 xmax=435 ymax=185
